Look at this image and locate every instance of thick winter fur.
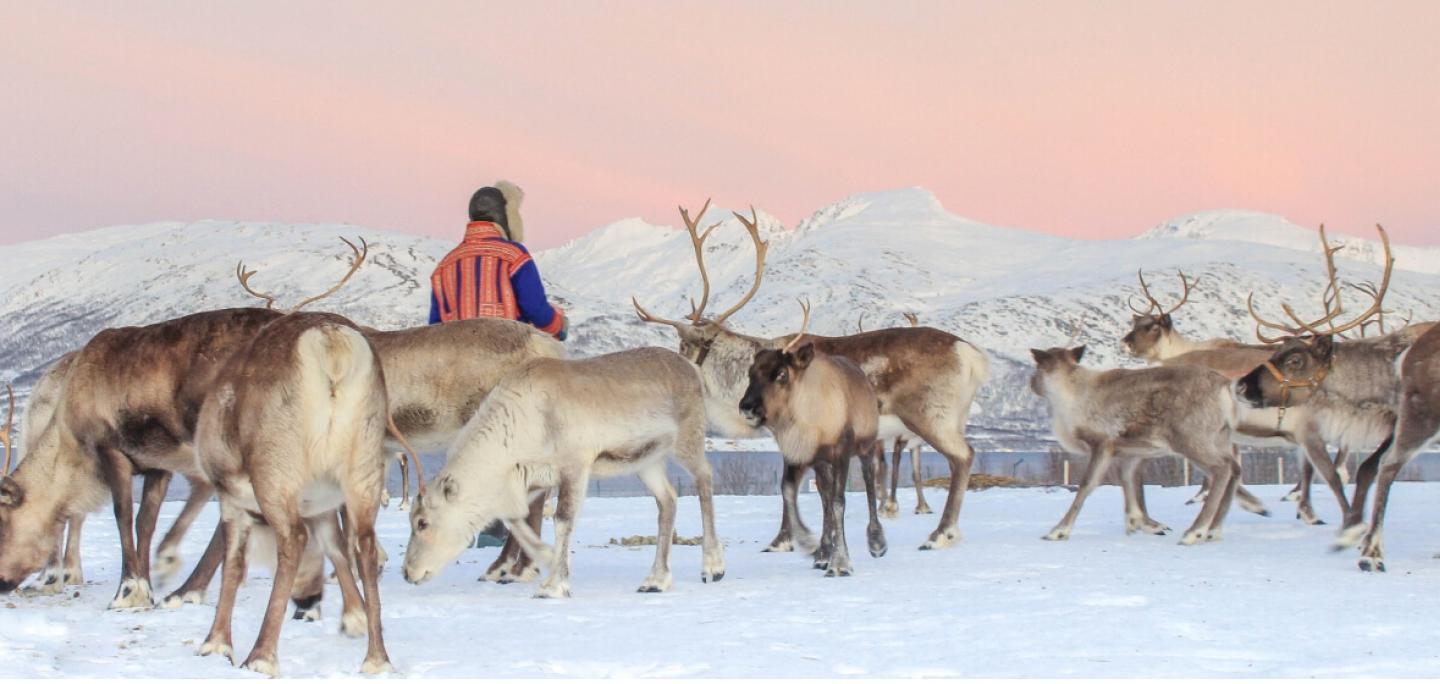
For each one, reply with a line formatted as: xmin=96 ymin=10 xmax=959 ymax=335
xmin=740 ymin=344 xmax=883 ymax=575
xmin=1340 ymin=323 xmax=1440 ymax=571
xmin=0 ymin=308 xmax=282 ymax=606
xmin=1238 ymin=323 xmax=1436 ymax=536
xmin=195 ymin=312 xmax=393 ymax=675
xmin=665 ymin=320 xmax=989 ymax=551
xmin=494 ymin=179 xmax=525 ymax=243
xmin=1031 ymin=346 xmax=1241 ymax=544
xmin=166 ymin=317 xmax=568 ymax=602
xmin=402 ymin=347 xmax=723 ymax=598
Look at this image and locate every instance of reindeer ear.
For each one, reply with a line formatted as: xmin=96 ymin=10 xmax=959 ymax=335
xmin=1030 ymin=348 xmax=1047 ymax=364
xmin=0 ymin=477 xmax=23 ymax=508
xmin=1070 ymin=345 xmax=1087 ymax=363
xmin=1313 ymin=335 xmax=1336 ymax=361
xmin=793 ymin=343 xmax=814 ymax=369
xmin=1159 ymin=313 xmax=1173 ymax=328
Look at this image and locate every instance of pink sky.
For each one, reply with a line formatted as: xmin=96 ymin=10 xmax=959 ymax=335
xmin=3 ymin=2 xmax=1438 ymax=248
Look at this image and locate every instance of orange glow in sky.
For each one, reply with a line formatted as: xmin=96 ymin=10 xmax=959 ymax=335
xmin=2 ymin=2 xmax=1438 ymax=247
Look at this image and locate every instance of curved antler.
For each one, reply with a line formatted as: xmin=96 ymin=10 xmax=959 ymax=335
xmin=632 ymin=296 xmax=690 ymax=328
xmin=1247 ymin=224 xmax=1393 ymax=342
xmin=234 ymin=237 xmax=368 ymax=314
xmin=855 ymin=312 xmax=866 ymax=334
xmin=781 ymin=298 xmax=812 ymax=354
xmin=677 ymin=199 xmax=723 ymax=322
xmin=708 ymin=206 xmax=769 ymax=327
xmin=903 ymin=312 xmax=919 ymax=327
xmin=1 ymin=384 xmax=14 ymax=475
xmin=1135 ymin=269 xmax=1196 ymax=316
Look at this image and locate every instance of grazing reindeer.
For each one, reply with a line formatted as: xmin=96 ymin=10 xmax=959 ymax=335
xmin=0 ymin=307 xmax=283 ymax=606
xmin=161 ymin=316 xmax=568 ymax=608
xmin=194 ymin=238 xmax=398 ymax=675
xmin=634 ymin=201 xmax=989 ymax=550
xmin=403 ymin=347 xmax=724 ymax=597
xmin=739 ymin=301 xmax=884 ymax=575
xmin=1238 ymin=225 xmax=1434 ymax=536
xmin=1334 ymin=324 xmax=1440 ymax=571
xmin=1030 ymin=345 xmax=1243 ymax=544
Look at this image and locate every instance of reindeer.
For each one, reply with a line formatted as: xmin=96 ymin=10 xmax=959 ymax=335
xmin=1122 ymin=268 xmax=1353 ymax=524
xmin=0 ymin=306 xmax=284 ymax=606
xmin=402 ymin=346 xmax=724 ymax=598
xmin=192 ymin=238 xmax=400 ymax=675
xmin=1030 ymin=345 xmax=1243 ymax=544
xmin=634 ymin=201 xmax=989 ymax=551
xmin=160 ymin=315 xmax=568 ymax=609
xmin=740 ymin=301 xmax=884 ymax=575
xmin=1237 ymin=225 xmax=1435 ymax=538
xmin=1333 ymin=323 xmax=1440 ymax=571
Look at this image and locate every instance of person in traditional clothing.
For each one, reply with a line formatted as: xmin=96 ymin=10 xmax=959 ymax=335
xmin=429 ymin=180 xmax=568 ymax=341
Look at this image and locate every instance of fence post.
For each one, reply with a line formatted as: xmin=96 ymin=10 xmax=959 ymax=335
xmin=1062 ymin=459 xmax=1070 ymax=486
xmin=1183 ymin=459 xmax=1190 ymax=487
xmin=1277 ymin=456 xmax=1284 ymax=485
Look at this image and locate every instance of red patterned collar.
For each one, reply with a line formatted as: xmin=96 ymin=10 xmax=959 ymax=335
xmin=464 ymin=221 xmax=506 ymax=242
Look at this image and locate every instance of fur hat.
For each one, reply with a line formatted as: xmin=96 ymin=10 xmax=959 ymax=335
xmin=467 ymin=179 xmax=526 ymax=242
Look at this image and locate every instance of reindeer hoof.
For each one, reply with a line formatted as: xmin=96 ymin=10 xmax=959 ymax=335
xmin=763 ymin=540 xmax=794 ymax=553
xmin=161 ymin=589 xmax=205 ymax=609
xmin=1297 ymin=509 xmax=1326 ymax=525
xmin=361 ymin=658 xmax=396 ymax=675
xmin=1358 ymin=557 xmax=1386 ymax=573
xmin=914 ymin=503 xmax=933 ymax=515
xmin=242 ymin=654 xmax=279 ymax=677
xmin=920 ymin=528 xmax=960 ymax=550
xmin=1205 ymin=528 xmax=1224 ymax=542
xmin=702 ymin=570 xmax=725 ymax=583
xmin=1281 ymin=489 xmax=1301 ymax=503
xmin=153 ymin=550 xmax=182 ymax=585
xmin=1333 ymin=524 xmax=1368 ymax=551
xmin=533 ymin=581 xmax=571 ymax=599
xmin=880 ymin=501 xmax=899 ymax=519
xmin=637 ymin=572 xmax=671 ymax=593
xmin=198 ymin=640 xmax=234 ymax=663
xmin=1179 ymin=530 xmax=1206 ymax=546
xmin=108 ymin=578 xmax=155 ymax=611
xmin=341 ymin=610 xmax=368 ymax=637
xmin=1042 ymin=529 xmax=1070 ymax=542
xmin=824 ymin=563 xmax=853 ymax=577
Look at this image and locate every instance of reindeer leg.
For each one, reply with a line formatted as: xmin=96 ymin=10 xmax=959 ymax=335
xmin=289 ymin=530 xmax=326 ymax=622
xmin=1203 ymin=451 xmax=1244 ymax=541
xmin=859 ymin=444 xmax=887 ymax=557
xmin=99 ymin=449 xmax=152 ymax=610
xmin=636 ymin=463 xmax=677 ymax=593
xmin=810 ymin=459 xmax=836 ymax=570
xmin=765 ymin=463 xmax=814 ymax=552
xmin=162 ymin=526 xmax=223 ymax=608
xmin=199 ymin=506 xmax=250 ymax=665
xmin=826 ymin=451 xmax=855 ymax=577
xmin=883 ymin=439 xmax=902 ymax=518
xmin=343 ymin=495 xmax=393 ymax=674
xmin=671 ymin=422 xmax=725 ymax=583
xmin=314 ymin=511 xmax=367 ymax=636
xmin=533 ymin=469 xmax=587 ymax=599
xmin=484 ymin=491 xmax=543 ymax=583
xmin=1232 ymin=485 xmax=1271 ymax=517
xmin=1181 ymin=458 xmax=1235 ymax=545
xmin=1350 ymin=411 xmax=1436 ymax=570
xmin=135 ymin=470 xmax=172 ymax=586
xmin=239 ymin=507 xmax=305 ymax=676
xmin=62 ymin=514 xmax=85 ymax=587
xmin=1120 ymin=458 xmax=1169 ymax=535
xmin=1299 ymin=431 xmax=1349 ymax=526
xmin=1283 ymin=452 xmax=1308 ymax=503
xmin=911 ymin=444 xmax=932 ymax=515
xmin=1340 ymin=435 xmax=1391 ymax=533
xmin=873 ymin=442 xmax=890 ymax=514
xmin=155 ymin=480 xmax=212 ymax=585
xmin=1045 ymin=442 xmax=1113 ymax=541
xmin=917 ymin=427 xmax=974 ymax=550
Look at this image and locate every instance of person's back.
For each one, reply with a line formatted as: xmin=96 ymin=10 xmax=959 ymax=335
xmin=429 ymin=180 xmax=568 ymax=341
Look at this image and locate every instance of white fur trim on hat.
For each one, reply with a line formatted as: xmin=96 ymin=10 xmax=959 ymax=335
xmin=494 ymin=179 xmax=525 ymax=243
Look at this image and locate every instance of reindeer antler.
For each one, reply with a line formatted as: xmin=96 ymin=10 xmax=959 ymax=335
xmin=633 ymin=201 xmax=768 ymax=330
xmin=1133 ymin=269 xmax=1197 ymax=316
xmin=856 ymin=312 xmax=867 ymax=334
xmin=1 ymin=384 xmax=14 ymax=475
xmin=235 ymin=237 xmax=368 ymax=315
xmin=677 ymin=199 xmax=723 ymax=322
xmin=781 ymin=298 xmax=812 ymax=354
xmin=1248 ymin=224 xmax=1394 ymax=342
xmin=709 ymin=207 xmax=769 ymax=326
xmin=903 ymin=312 xmax=919 ymax=327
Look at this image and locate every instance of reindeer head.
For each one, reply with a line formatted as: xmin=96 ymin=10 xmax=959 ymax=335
xmin=1121 ymin=270 xmax=1195 ymax=360
xmin=1240 ymin=224 xmax=1393 ymax=413
xmin=403 ymin=465 xmax=530 ymax=585
xmin=1028 ymin=346 xmax=1088 ymax=399
xmin=1236 ymin=335 xmax=1335 ymax=409
xmin=633 ymin=200 xmax=768 ymax=366
xmin=739 ymin=301 xmax=812 ymax=428
xmin=0 ymin=385 xmax=53 ymax=594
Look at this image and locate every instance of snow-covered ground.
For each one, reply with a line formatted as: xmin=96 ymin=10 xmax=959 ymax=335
xmin=7 ymin=483 xmax=1440 ymax=678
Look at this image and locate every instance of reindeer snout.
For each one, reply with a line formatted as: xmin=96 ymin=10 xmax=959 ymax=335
xmin=0 ymin=578 xmax=19 ymax=594
xmin=1235 ymin=373 xmax=1261 ymax=407
xmin=738 ymin=397 xmax=763 ymax=425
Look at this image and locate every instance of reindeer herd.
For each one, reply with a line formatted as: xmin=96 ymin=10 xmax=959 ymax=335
xmin=0 ymin=207 xmax=1436 ymax=675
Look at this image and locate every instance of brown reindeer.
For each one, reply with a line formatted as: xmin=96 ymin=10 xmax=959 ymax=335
xmin=634 ymin=201 xmax=989 ymax=551
xmin=193 ymin=238 xmax=398 ymax=675
xmin=739 ymin=301 xmax=883 ymax=575
xmin=0 ymin=307 xmax=284 ymax=605
xmin=1030 ymin=345 xmax=1243 ymax=544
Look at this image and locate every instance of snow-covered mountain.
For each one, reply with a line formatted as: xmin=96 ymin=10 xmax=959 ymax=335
xmin=3 ymin=189 xmax=1437 ymax=445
